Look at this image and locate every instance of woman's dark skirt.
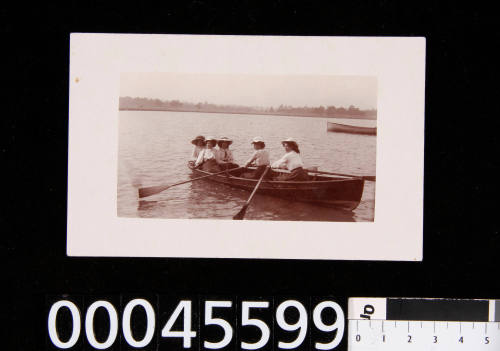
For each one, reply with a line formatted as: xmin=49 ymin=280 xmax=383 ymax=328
xmin=241 ymin=165 xmax=272 ymax=179
xmin=273 ymin=167 xmax=310 ymax=181
xmin=219 ymin=162 xmax=240 ymax=170
xmin=200 ymin=159 xmax=222 ymax=173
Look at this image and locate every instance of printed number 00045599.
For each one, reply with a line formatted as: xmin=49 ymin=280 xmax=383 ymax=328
xmin=47 ymin=299 xmax=345 ymax=350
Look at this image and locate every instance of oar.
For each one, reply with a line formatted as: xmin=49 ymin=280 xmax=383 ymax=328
xmin=306 ymin=168 xmax=376 ymax=182
xmin=138 ymin=166 xmax=245 ymax=198
xmin=233 ymin=166 xmax=270 ymax=220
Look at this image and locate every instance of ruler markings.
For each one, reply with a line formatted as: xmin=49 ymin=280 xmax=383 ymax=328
xmin=349 ymin=298 xmax=500 ymax=350
xmin=348 ymin=320 xmax=500 ymax=350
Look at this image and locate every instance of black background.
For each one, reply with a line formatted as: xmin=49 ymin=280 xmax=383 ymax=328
xmin=3 ymin=1 xmax=500 ymax=349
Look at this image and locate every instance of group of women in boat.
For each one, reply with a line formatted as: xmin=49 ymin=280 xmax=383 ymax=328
xmin=188 ymin=135 xmax=310 ymax=181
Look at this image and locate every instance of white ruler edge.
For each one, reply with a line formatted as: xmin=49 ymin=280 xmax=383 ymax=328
xmin=489 ymin=299 xmax=496 ymax=322
xmin=348 ymin=297 xmax=387 ymax=320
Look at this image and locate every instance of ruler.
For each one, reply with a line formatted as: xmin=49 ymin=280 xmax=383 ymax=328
xmin=348 ymin=297 xmax=500 ymax=350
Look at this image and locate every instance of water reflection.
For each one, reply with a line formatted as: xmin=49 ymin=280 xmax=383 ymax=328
xmin=187 ymin=174 xmax=355 ymax=221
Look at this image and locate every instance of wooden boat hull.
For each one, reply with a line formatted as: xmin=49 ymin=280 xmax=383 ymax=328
xmin=327 ymin=121 xmax=377 ymax=135
xmin=190 ymin=167 xmax=365 ymax=211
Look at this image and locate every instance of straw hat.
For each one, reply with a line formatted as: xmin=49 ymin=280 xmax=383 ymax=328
xmin=205 ymin=136 xmax=217 ymax=145
xmin=217 ymin=136 xmax=233 ymax=147
xmin=191 ymin=135 xmax=206 ymax=145
xmin=251 ymin=136 xmax=265 ymax=144
xmin=281 ymin=137 xmax=298 ymax=146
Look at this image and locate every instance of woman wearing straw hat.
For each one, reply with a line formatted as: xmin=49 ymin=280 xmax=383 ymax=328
xmin=242 ymin=136 xmax=271 ymax=179
xmin=194 ymin=136 xmax=222 ymax=173
xmin=188 ymin=135 xmax=206 ymax=167
xmin=216 ymin=136 xmax=239 ymax=170
xmin=271 ymin=137 xmax=309 ymax=181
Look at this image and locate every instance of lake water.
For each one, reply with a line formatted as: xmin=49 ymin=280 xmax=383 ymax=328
xmin=118 ymin=111 xmax=376 ymax=221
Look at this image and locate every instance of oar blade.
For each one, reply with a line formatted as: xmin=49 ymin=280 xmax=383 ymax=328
xmin=138 ymin=185 xmax=169 ymax=198
xmin=233 ymin=204 xmax=248 ymax=220
xmin=232 ymin=166 xmax=270 ymax=220
xmin=138 ymin=166 xmax=245 ymax=199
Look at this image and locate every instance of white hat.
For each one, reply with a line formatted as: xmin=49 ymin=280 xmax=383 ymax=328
xmin=217 ymin=136 xmax=233 ymax=146
xmin=205 ymin=136 xmax=217 ymax=142
xmin=281 ymin=137 xmax=298 ymax=145
xmin=251 ymin=136 xmax=265 ymax=144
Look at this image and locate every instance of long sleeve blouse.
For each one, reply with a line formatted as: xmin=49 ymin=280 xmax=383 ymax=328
xmin=195 ymin=148 xmax=216 ymax=167
xmin=216 ymin=148 xmax=234 ymax=163
xmin=191 ymin=145 xmax=204 ymax=161
xmin=271 ymin=151 xmax=304 ymax=170
xmin=245 ymin=149 xmax=270 ymax=167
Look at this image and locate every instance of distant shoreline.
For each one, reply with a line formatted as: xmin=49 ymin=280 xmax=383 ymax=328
xmin=119 ymin=107 xmax=377 ymax=120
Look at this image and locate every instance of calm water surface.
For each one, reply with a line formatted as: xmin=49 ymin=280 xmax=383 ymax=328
xmin=118 ymin=111 xmax=376 ymax=221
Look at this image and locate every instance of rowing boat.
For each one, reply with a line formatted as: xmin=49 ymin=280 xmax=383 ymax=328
xmin=327 ymin=121 xmax=377 ymax=135
xmin=189 ymin=166 xmax=365 ymax=210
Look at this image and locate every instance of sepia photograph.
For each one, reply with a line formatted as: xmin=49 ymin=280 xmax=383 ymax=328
xmin=118 ymin=73 xmax=377 ymax=222
xmin=67 ymin=34 xmax=424 ymax=260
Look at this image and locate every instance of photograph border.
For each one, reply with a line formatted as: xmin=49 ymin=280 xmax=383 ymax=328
xmin=67 ymin=34 xmax=425 ymax=260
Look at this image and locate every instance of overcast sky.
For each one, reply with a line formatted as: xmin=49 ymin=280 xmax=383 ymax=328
xmin=120 ymin=73 xmax=377 ymax=109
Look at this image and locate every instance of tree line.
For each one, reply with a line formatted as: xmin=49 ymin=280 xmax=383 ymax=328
xmin=119 ymin=96 xmax=377 ymax=119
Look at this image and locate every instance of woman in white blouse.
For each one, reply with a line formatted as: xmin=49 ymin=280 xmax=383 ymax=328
xmin=242 ymin=136 xmax=271 ymax=179
xmin=271 ymin=137 xmax=309 ymax=181
xmin=188 ymin=135 xmax=206 ymax=167
xmin=194 ymin=136 xmax=222 ymax=173
xmin=216 ymin=136 xmax=239 ymax=170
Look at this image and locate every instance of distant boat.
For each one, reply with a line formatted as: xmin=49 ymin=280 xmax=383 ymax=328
xmin=327 ymin=121 xmax=377 ymax=135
